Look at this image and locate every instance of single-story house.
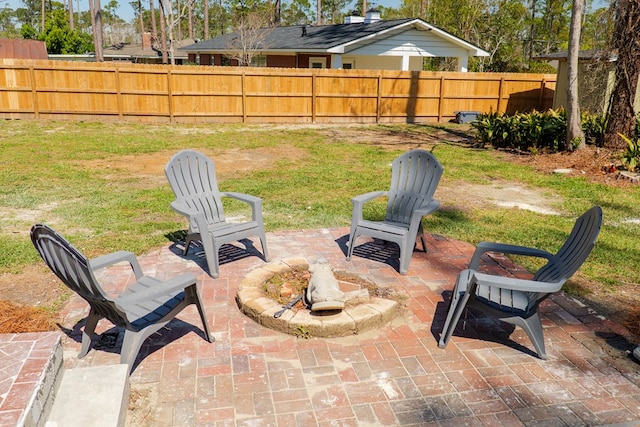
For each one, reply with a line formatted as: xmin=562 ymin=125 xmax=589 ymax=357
xmin=180 ymin=10 xmax=489 ymax=72
xmin=536 ymin=50 xmax=640 ymax=115
xmin=101 ymin=33 xmax=192 ymax=64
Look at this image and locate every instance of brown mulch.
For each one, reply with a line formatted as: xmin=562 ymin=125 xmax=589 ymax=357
xmin=0 ymin=300 xmax=57 ymax=333
xmin=502 ymin=145 xmax=632 ymax=187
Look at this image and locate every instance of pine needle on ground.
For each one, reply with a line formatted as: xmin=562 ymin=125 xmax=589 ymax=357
xmin=0 ymin=300 xmax=57 ymax=333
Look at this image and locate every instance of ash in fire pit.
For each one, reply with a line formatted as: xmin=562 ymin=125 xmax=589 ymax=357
xmin=236 ymin=258 xmax=401 ymax=338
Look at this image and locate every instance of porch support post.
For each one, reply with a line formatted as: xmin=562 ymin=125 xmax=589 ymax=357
xmin=457 ymin=56 xmax=469 ymax=72
xmin=401 ymin=55 xmax=410 ymax=71
xmin=331 ymin=54 xmax=343 ymax=69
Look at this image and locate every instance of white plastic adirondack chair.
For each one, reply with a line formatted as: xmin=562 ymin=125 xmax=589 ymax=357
xmin=165 ymin=149 xmax=269 ymax=278
xmin=346 ymin=149 xmax=443 ymax=275
xmin=30 ymin=224 xmax=212 ymax=374
xmin=438 ymin=206 xmax=602 ymax=359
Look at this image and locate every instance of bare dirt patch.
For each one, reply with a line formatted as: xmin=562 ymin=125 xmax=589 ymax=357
xmin=78 ymin=146 xmax=307 ymax=184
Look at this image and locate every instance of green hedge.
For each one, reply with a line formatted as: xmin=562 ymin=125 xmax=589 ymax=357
xmin=471 ymin=109 xmax=607 ymax=153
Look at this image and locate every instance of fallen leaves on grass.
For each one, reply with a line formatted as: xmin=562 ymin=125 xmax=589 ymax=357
xmin=0 ymin=300 xmax=57 ymax=333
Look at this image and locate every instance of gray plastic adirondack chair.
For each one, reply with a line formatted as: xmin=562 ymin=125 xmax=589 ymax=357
xmin=30 ymin=224 xmax=212 ymax=373
xmin=438 ymin=206 xmax=602 ymax=359
xmin=164 ymin=149 xmax=269 ymax=278
xmin=346 ymin=149 xmax=443 ymax=275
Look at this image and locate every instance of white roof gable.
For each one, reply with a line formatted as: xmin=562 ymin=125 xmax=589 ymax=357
xmin=346 ymin=28 xmax=470 ymax=57
xmin=328 ymin=19 xmax=489 ymax=57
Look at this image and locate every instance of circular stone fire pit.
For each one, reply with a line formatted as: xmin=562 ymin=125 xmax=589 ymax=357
xmin=235 ymin=258 xmax=401 ymax=338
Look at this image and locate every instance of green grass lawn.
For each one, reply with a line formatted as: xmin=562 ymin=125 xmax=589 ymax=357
xmin=2 ymin=120 xmax=639 ymax=310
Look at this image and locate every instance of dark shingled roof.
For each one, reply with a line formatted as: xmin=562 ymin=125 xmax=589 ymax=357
xmin=534 ymin=49 xmax=617 ymax=62
xmin=181 ymin=19 xmax=416 ymax=51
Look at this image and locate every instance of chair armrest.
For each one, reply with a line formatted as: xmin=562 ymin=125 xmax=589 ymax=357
xmin=411 ymin=199 xmax=440 ymax=221
xmin=223 ymin=192 xmax=263 ymax=222
xmin=115 ymin=273 xmax=198 ymax=305
xmin=170 ymin=200 xmax=199 ymax=218
xmin=352 ymin=191 xmax=387 ymax=205
xmin=471 ymin=271 xmax=563 ymax=293
xmin=407 ymin=199 xmax=440 ymax=233
xmin=223 ymin=192 xmax=262 ymax=205
xmin=468 ymin=241 xmax=555 ymax=270
xmin=89 ymin=251 xmax=144 ymax=279
xmin=351 ymin=191 xmax=387 ymax=220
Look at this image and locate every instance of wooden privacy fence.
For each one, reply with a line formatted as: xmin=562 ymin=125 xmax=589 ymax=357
xmin=0 ymin=59 xmax=556 ymax=124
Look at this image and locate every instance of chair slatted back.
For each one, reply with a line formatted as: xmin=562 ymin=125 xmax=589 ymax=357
xmin=30 ymin=224 xmax=129 ymax=327
xmin=387 ymin=150 xmax=443 ymax=225
xmin=534 ymin=206 xmax=602 ymax=284
xmin=165 ymin=150 xmax=226 ymax=226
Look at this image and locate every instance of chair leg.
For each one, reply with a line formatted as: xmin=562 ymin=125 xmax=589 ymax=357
xmin=120 ymin=330 xmax=143 ymax=372
xmin=258 ymin=229 xmax=270 ymax=262
xmin=184 ymin=234 xmax=195 ymax=255
xmin=399 ymin=236 xmax=414 ymax=275
xmin=346 ymin=229 xmax=359 ymax=261
xmin=439 ymin=270 xmax=474 ymax=348
xmin=508 ymin=312 xmax=547 ymax=360
xmin=199 ymin=231 xmax=219 ymax=278
xmin=418 ymin=223 xmax=427 ymax=252
xmin=79 ymin=310 xmax=101 ymax=358
xmin=187 ymin=285 xmax=213 ymax=343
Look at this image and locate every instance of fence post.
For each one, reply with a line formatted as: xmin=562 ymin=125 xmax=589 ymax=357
xmin=167 ymin=69 xmax=174 ymax=123
xmin=115 ymin=67 xmax=123 ymax=118
xmin=29 ymin=66 xmax=39 ymax=119
xmin=497 ymin=77 xmax=504 ymax=113
xmin=376 ymin=74 xmax=382 ymax=123
xmin=241 ymin=72 xmax=247 ymax=123
xmin=437 ymin=76 xmax=444 ymax=122
xmin=311 ymin=72 xmax=316 ymax=123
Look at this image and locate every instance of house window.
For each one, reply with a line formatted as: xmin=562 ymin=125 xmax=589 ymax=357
xmin=343 ymin=60 xmax=355 ymax=69
xmin=309 ymin=57 xmax=326 ymax=69
xmin=221 ymin=55 xmax=232 ymax=66
xmin=251 ymin=55 xmax=267 ymax=67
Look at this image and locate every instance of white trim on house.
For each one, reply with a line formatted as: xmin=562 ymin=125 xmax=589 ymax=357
xmin=309 ymin=57 xmax=327 ymax=68
xmin=327 ymin=19 xmax=488 ymax=57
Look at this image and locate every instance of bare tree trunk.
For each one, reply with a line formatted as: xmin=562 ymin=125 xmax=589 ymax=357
xmin=204 ymin=0 xmax=209 ymax=40
xmin=159 ymin=0 xmax=168 ymax=63
xmin=138 ymin=0 xmax=145 ymax=33
xmin=604 ymin=0 xmax=640 ymax=148
xmin=150 ymin=0 xmax=158 ymax=44
xmin=188 ymin=1 xmax=193 ymax=38
xmin=273 ymin=0 xmax=281 ymax=25
xmin=176 ymin=0 xmax=182 ymax=41
xmin=316 ymin=0 xmax=321 ymax=25
xmin=93 ymin=0 xmax=103 ymax=61
xmin=89 ymin=0 xmax=104 ymax=61
xmin=68 ymin=0 xmax=74 ymax=31
xmin=41 ymin=0 xmax=45 ymax=31
xmin=566 ymin=0 xmax=585 ymax=150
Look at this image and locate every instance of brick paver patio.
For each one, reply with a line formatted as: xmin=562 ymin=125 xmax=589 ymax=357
xmin=56 ymin=227 xmax=640 ymax=426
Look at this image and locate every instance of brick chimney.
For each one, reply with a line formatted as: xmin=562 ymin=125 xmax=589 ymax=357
xmin=142 ymin=32 xmax=152 ymax=50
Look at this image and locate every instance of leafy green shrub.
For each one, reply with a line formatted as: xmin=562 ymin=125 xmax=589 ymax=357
xmin=619 ymin=132 xmax=639 ymax=172
xmin=619 ymin=116 xmax=640 ymax=171
xmin=581 ymin=111 xmax=607 ymax=146
xmin=472 ymin=109 xmax=606 ymax=153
